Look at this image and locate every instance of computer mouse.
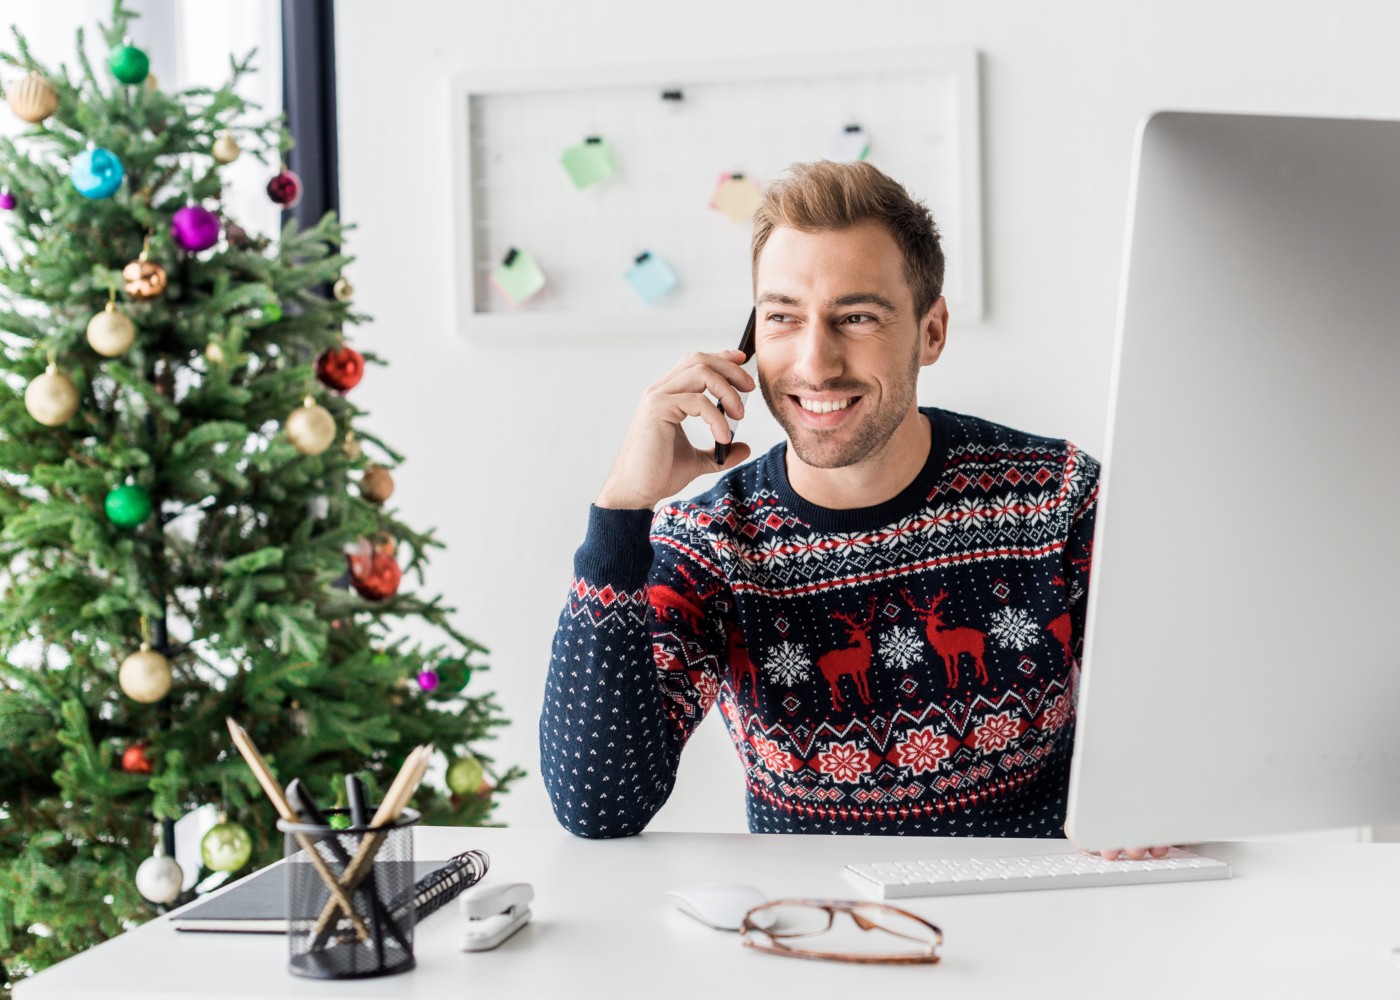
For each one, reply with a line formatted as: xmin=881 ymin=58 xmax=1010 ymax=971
xmin=665 ymin=883 xmax=775 ymax=932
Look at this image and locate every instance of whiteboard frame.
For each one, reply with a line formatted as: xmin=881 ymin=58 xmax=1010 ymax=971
xmin=449 ymin=50 xmax=984 ymax=340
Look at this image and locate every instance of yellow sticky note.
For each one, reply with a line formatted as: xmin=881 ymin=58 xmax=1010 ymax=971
xmin=710 ymin=173 xmax=763 ymax=223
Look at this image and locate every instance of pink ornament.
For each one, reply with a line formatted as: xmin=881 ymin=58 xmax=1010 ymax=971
xmin=171 ymin=205 xmax=221 ymax=252
xmin=0 ymin=188 xmax=15 ymax=211
xmin=267 ymin=169 xmax=302 ymax=208
xmin=416 ymin=670 xmax=440 ymax=692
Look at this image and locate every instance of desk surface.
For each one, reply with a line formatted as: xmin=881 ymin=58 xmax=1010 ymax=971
xmin=15 ymin=826 xmax=1400 ymax=999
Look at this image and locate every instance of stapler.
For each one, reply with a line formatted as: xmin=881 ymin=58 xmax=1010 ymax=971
xmin=459 ymin=881 xmax=533 ymax=951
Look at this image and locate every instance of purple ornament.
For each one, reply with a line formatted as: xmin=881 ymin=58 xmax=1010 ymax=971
xmin=171 ymin=204 xmax=221 ymax=252
xmin=0 ymin=189 xmax=15 ymax=211
xmin=415 ymin=670 xmax=440 ymax=692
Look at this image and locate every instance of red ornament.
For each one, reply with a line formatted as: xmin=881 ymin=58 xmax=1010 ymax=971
xmin=122 ymin=742 xmax=153 ymax=774
xmin=316 ymin=346 xmax=365 ymax=392
xmin=345 ymin=537 xmax=402 ymax=601
xmin=267 ymin=169 xmax=303 ymax=208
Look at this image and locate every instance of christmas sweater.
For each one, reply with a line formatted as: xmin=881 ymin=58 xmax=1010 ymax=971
xmin=541 ymin=406 xmax=1100 ymax=838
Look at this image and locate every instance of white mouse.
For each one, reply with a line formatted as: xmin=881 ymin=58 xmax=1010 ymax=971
xmin=665 ymin=883 xmax=775 ymax=932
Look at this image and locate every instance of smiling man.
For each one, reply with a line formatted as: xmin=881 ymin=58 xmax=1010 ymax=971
xmin=541 ymin=161 xmax=1146 ymax=853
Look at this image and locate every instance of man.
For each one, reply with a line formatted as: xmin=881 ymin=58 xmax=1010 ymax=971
xmin=541 ymin=160 xmax=1158 ymax=859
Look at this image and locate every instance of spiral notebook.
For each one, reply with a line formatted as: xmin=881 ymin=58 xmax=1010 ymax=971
xmin=171 ymin=851 xmax=486 ymax=934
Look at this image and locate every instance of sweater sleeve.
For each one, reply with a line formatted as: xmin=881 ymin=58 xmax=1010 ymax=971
xmin=539 ymin=504 xmax=726 ymax=838
xmin=1064 ymin=445 xmax=1102 ymax=666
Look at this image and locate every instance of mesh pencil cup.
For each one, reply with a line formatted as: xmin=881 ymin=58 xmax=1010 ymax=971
xmin=277 ymin=808 xmax=420 ymax=979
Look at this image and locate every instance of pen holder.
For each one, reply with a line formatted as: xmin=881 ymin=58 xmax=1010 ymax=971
xmin=277 ymin=808 xmax=420 ymax=980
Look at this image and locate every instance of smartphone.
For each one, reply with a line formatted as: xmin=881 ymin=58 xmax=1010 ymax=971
xmin=715 ymin=308 xmax=757 ymax=466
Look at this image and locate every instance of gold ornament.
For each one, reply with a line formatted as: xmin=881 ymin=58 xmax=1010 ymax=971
xmin=123 ymin=241 xmax=167 ymax=300
xmin=341 ymin=430 xmax=362 ymax=461
xmin=6 ymin=71 xmax=58 ymax=123
xmin=205 ymin=342 xmax=225 ymax=365
xmin=119 ymin=644 xmax=172 ymax=703
xmin=87 ymin=301 xmax=137 ymax=357
xmin=333 ymin=276 xmax=354 ymax=301
xmin=212 ymin=133 xmax=241 ymax=164
xmin=285 ymin=396 xmax=335 ymax=455
xmin=360 ymin=464 xmax=395 ymax=504
xmin=144 ymin=72 xmax=158 ymax=94
xmin=25 ymin=363 xmax=79 ymax=426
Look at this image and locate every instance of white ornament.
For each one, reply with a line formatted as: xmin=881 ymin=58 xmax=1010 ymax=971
xmin=135 ymin=853 xmax=184 ymax=904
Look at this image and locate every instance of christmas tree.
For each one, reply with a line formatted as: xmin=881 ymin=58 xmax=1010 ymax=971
xmin=0 ymin=4 xmax=522 ymax=990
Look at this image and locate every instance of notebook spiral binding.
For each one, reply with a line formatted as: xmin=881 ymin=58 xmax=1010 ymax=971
xmin=412 ymin=849 xmax=490 ymax=921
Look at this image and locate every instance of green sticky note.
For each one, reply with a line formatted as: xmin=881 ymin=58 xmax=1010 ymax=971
xmin=560 ymin=137 xmax=617 ymax=190
xmin=491 ymin=248 xmax=546 ymax=304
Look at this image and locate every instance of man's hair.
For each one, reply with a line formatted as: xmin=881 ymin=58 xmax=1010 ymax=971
xmin=750 ymin=160 xmax=945 ymax=318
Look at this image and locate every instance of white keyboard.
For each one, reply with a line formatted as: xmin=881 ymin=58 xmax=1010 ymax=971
xmin=844 ymin=848 xmax=1231 ymax=898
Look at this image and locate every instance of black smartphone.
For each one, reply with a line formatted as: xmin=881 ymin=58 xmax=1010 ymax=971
xmin=715 ymin=307 xmax=757 ymax=466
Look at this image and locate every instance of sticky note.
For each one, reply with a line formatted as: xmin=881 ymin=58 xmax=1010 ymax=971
xmin=710 ymin=173 xmax=763 ymax=223
xmin=560 ymin=137 xmax=617 ymax=190
xmin=828 ymin=125 xmax=870 ymax=162
xmin=625 ymin=252 xmax=679 ymax=304
xmin=490 ymin=248 xmax=546 ymax=304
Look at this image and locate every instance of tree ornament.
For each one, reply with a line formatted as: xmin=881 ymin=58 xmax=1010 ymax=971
xmin=266 ymin=167 xmax=302 ymax=208
xmin=285 ymin=396 xmax=336 ymax=455
xmin=212 ymin=133 xmax=241 ymax=164
xmin=0 ymin=186 xmax=15 ymax=211
xmin=201 ymin=816 xmax=253 ymax=873
xmin=144 ymin=72 xmax=159 ymax=94
xmin=333 ymin=276 xmax=354 ymax=301
xmin=123 ymin=238 xmax=167 ymax=299
xmin=119 ymin=643 xmax=172 ymax=703
xmin=121 ymin=742 xmax=153 ymax=774
xmin=436 ymin=658 xmax=473 ymax=693
xmin=205 ymin=341 xmax=225 ymax=365
xmin=25 ymin=361 xmax=79 ymax=426
xmin=415 ymin=670 xmax=440 ymax=692
xmin=105 ymin=483 xmax=153 ymax=528
xmin=108 ymin=39 xmax=150 ymax=85
xmin=253 ymin=294 xmax=282 ymax=325
xmin=171 ymin=204 xmax=221 ymax=252
xmin=225 ymin=220 xmax=253 ymax=250
xmin=360 ymin=464 xmax=394 ymax=504
xmin=446 ymin=755 xmax=485 ymax=796
xmin=71 ymin=146 xmax=124 ymax=199
xmin=6 ymin=71 xmax=58 ymax=123
xmin=341 ymin=430 xmax=362 ymax=461
xmin=345 ymin=536 xmax=402 ymax=601
xmin=135 ymin=852 xmax=183 ymax=905
xmin=87 ymin=300 xmax=136 ymax=357
xmin=314 ymin=345 xmax=364 ymax=392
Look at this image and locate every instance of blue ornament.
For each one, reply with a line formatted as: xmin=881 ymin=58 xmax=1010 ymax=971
xmin=71 ymin=148 xmax=124 ymax=200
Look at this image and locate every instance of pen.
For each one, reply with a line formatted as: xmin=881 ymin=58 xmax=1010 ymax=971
xmin=715 ymin=307 xmax=757 ymax=466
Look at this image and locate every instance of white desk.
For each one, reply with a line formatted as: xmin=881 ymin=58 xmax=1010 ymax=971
xmin=15 ymin=826 xmax=1400 ymax=999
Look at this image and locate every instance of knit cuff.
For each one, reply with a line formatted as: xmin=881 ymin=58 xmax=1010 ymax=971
xmin=573 ymin=504 xmax=655 ymax=588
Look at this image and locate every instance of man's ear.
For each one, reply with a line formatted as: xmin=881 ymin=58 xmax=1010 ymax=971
xmin=919 ymin=296 xmax=949 ymax=367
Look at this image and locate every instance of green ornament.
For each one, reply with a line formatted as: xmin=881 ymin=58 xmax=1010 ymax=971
xmin=105 ymin=483 xmax=152 ymax=528
xmin=200 ymin=820 xmax=253 ymax=873
xmin=259 ymin=297 xmax=282 ymax=324
xmin=328 ymin=813 xmax=352 ymax=830
xmin=436 ymin=658 xmax=472 ymax=693
xmin=108 ymin=43 xmax=150 ymax=85
xmin=446 ymin=755 xmax=484 ymax=796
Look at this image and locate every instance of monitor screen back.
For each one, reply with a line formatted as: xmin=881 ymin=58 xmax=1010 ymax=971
xmin=1065 ymin=111 xmax=1400 ymax=850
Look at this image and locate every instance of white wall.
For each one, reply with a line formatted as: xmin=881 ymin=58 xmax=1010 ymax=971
xmin=333 ymin=0 xmax=1400 ymax=835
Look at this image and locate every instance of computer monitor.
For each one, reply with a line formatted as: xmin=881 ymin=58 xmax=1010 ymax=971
xmin=1065 ymin=110 xmax=1400 ymax=850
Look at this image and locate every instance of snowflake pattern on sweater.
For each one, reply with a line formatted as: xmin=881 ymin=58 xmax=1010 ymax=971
xmin=541 ymin=407 xmax=1100 ymax=838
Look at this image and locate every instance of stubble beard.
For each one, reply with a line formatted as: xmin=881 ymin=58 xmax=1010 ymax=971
xmin=759 ymin=348 xmax=921 ymax=470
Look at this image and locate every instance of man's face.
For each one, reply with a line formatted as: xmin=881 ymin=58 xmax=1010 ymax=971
xmin=754 ymin=220 xmax=945 ymax=470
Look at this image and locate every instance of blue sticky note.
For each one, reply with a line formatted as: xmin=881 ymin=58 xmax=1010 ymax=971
xmin=625 ymin=252 xmax=679 ymax=304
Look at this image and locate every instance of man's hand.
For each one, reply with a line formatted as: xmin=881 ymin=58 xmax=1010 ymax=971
xmin=1080 ymin=845 xmax=1173 ymax=861
xmin=595 ymin=349 xmax=756 ymax=510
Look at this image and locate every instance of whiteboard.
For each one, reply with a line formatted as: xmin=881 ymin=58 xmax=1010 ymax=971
xmin=450 ymin=51 xmax=983 ymax=339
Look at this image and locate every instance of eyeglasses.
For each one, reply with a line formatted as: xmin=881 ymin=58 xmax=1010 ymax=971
xmin=738 ymin=898 xmax=943 ymax=965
